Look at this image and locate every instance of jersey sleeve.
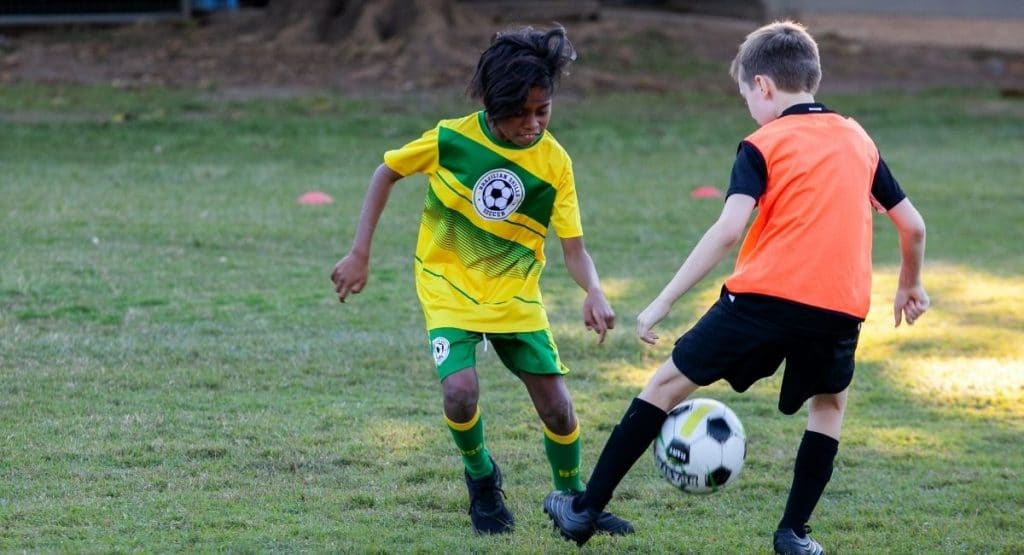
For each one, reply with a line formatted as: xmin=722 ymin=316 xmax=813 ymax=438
xmin=726 ymin=140 xmax=768 ymax=201
xmin=550 ymin=158 xmax=583 ymax=239
xmin=382 ymin=125 xmax=440 ymax=177
xmin=869 ymin=156 xmax=907 ymax=211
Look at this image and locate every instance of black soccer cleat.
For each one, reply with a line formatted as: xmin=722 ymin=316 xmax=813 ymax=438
xmin=595 ymin=509 xmax=635 ymax=536
xmin=773 ymin=528 xmax=824 ymax=555
xmin=543 ymin=491 xmax=598 ymax=546
xmin=464 ymin=459 xmax=514 ymax=535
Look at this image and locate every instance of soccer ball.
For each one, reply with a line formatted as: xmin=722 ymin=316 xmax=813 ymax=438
xmin=482 ymin=180 xmax=514 ymax=211
xmin=652 ymin=398 xmax=746 ymax=493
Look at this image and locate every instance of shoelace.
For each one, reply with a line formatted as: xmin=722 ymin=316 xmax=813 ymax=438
xmin=470 ymin=485 xmax=507 ymax=511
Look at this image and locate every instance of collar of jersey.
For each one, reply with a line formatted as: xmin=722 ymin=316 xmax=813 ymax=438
xmin=477 ymin=111 xmax=544 ymax=149
xmin=780 ymin=103 xmax=832 ymax=117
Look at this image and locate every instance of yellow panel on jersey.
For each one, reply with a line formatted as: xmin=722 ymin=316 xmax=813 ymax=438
xmin=383 ymin=111 xmax=583 ymax=333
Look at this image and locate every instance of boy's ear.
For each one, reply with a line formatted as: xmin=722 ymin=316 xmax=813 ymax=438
xmin=753 ymin=74 xmax=774 ymax=97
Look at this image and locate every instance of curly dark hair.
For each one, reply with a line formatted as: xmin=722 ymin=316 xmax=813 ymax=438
xmin=468 ymin=25 xmax=577 ymax=122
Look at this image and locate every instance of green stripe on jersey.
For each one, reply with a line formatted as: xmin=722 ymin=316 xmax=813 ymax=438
xmin=422 ymin=188 xmax=540 ymax=280
xmin=438 ymin=126 xmax=556 ymax=227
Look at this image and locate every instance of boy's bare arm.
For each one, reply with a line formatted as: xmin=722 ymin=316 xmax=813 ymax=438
xmin=331 ymin=163 xmax=404 ymax=303
xmin=561 ymin=236 xmax=615 ymax=344
xmin=636 ymin=194 xmax=756 ymax=344
xmin=886 ymin=198 xmax=929 ymax=326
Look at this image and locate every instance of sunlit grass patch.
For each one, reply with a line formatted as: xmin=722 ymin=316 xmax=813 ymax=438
xmin=590 ymin=359 xmax=652 ymax=388
xmin=886 ymin=357 xmax=1024 ymax=416
xmin=862 ymin=263 xmax=1024 ymax=360
xmin=366 ymin=419 xmax=435 ymax=451
xmin=860 ymin=263 xmax=1024 ymax=418
xmin=596 ymin=276 xmax=634 ymax=303
xmin=858 ymin=425 xmax=948 ymax=458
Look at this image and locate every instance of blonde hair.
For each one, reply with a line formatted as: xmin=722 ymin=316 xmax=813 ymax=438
xmin=729 ymin=20 xmax=821 ymax=94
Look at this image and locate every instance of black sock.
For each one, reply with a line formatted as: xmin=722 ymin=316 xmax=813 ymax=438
xmin=778 ymin=430 xmax=839 ymax=536
xmin=576 ymin=397 xmax=667 ymax=513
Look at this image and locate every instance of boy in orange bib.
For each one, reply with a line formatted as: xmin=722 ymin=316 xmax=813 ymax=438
xmin=545 ymin=20 xmax=929 ymax=554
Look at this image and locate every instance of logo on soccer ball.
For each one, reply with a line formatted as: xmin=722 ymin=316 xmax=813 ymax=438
xmin=432 ymin=337 xmax=450 ymax=366
xmin=472 ymin=169 xmax=525 ymax=220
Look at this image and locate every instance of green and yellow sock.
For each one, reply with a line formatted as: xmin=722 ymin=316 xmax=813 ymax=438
xmin=544 ymin=423 xmax=584 ymax=492
xmin=445 ymin=407 xmax=494 ymax=479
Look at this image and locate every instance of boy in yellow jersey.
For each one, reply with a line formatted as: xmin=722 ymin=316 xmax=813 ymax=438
xmin=331 ymin=26 xmax=632 ymax=536
xmin=545 ymin=21 xmax=929 ymax=554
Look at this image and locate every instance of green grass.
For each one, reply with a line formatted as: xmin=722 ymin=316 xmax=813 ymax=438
xmin=1 ymin=83 xmax=1023 ymax=553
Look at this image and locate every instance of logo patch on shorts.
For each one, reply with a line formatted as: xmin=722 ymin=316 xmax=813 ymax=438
xmin=432 ymin=337 xmax=451 ymax=366
xmin=472 ymin=169 xmax=525 ymax=220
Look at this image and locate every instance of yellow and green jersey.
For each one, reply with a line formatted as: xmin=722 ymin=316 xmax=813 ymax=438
xmin=383 ymin=111 xmax=583 ymax=333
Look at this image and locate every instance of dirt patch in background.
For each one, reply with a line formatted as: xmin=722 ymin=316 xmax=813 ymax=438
xmin=803 ymin=13 xmax=1024 ymax=93
xmin=0 ymin=6 xmax=1021 ymax=98
xmin=804 ymin=13 xmax=1024 ymax=52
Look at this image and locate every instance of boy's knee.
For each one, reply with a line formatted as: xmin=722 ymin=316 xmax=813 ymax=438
xmin=809 ymin=390 xmax=847 ymax=413
xmin=639 ymin=360 xmax=700 ymax=412
xmin=807 ymin=391 xmax=848 ymax=439
xmin=441 ymin=370 xmax=480 ymax=412
xmin=538 ymin=404 xmax=575 ymax=433
xmin=527 ymin=385 xmax=575 ymax=433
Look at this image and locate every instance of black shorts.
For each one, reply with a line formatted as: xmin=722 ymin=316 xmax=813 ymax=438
xmin=672 ymin=287 xmax=862 ymax=415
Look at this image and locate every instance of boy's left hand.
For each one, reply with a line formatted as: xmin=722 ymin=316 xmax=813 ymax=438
xmin=894 ymin=284 xmax=929 ymax=327
xmin=583 ymin=289 xmax=615 ymax=344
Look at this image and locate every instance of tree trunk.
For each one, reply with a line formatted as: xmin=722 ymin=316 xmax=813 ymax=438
xmin=258 ymin=0 xmax=605 ymax=88
xmin=261 ymin=0 xmax=479 ymax=84
xmin=263 ymin=0 xmax=464 ymax=44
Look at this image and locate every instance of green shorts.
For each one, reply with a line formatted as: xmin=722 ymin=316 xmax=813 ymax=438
xmin=428 ymin=327 xmax=570 ymax=381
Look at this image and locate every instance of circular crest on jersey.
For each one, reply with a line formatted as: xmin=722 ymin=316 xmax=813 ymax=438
xmin=472 ymin=169 xmax=525 ymax=220
xmin=432 ymin=337 xmax=451 ymax=366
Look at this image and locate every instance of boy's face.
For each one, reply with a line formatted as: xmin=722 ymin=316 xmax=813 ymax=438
xmin=491 ymin=87 xmax=552 ymax=147
xmin=738 ymin=74 xmax=775 ymax=126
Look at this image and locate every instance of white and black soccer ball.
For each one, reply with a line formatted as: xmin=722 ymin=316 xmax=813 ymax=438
xmin=652 ymin=398 xmax=746 ymax=493
xmin=482 ymin=180 xmax=514 ymax=211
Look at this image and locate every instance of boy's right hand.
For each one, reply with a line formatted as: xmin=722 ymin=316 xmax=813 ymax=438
xmin=331 ymin=252 xmax=369 ymax=303
xmin=636 ymin=298 xmax=672 ymax=345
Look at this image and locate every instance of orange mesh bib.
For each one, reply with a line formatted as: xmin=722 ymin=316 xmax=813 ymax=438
xmin=725 ymin=113 xmax=879 ymax=318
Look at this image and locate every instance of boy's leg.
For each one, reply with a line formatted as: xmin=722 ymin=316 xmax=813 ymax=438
xmin=543 ymin=425 xmax=584 ymax=491
xmin=432 ymin=329 xmax=513 ymax=534
xmin=496 ymin=331 xmax=633 ymax=536
xmin=774 ymin=389 xmax=847 ymax=554
xmin=493 ymin=331 xmax=586 ymax=491
xmin=805 ymin=389 xmax=847 ymax=440
xmin=442 ymin=368 xmax=493 ymax=478
xmin=545 ymin=358 xmax=698 ymax=545
xmin=443 ymin=368 xmax=514 ymax=534
xmin=518 ymin=372 xmax=583 ymax=492
xmin=434 ymin=328 xmax=493 ymax=477
xmin=580 ymin=358 xmax=700 ymax=511
xmin=520 ymin=372 xmax=636 ymax=537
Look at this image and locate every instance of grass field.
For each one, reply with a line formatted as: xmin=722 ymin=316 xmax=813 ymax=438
xmin=1 ymin=83 xmax=1023 ymax=553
